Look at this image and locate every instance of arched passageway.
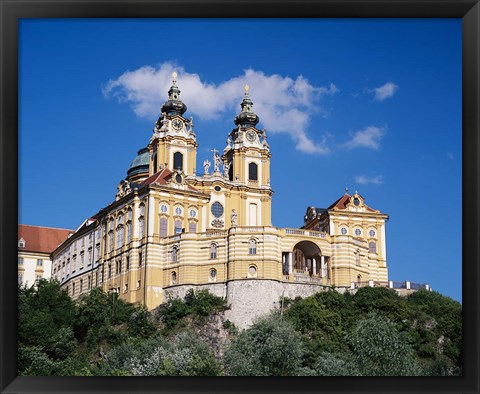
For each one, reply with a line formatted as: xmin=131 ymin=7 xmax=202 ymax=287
xmin=282 ymin=240 xmax=330 ymax=280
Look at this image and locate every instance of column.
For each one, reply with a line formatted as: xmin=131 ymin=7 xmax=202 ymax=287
xmin=288 ymin=252 xmax=293 ymax=274
xmin=312 ymin=258 xmax=317 ymax=276
xmin=321 ymin=255 xmax=326 ymax=277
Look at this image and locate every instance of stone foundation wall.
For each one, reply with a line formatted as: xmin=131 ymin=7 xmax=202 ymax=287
xmin=163 ymin=282 xmax=227 ymax=301
xmin=162 ymin=279 xmax=354 ymax=330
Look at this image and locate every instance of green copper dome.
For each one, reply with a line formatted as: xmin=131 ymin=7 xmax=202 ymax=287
xmin=127 ymin=147 xmax=150 ymax=177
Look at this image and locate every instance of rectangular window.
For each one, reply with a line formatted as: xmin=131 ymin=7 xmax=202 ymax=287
xmin=127 ymin=222 xmax=132 ymax=243
xmin=18 ymin=257 xmax=24 ymax=265
xmin=80 ymin=279 xmax=83 ymax=292
xmin=37 ymin=259 xmax=43 ymax=267
xmin=174 ymin=220 xmax=182 ymax=234
xmin=189 ymin=222 xmax=197 ymax=233
xmin=139 ymin=218 xmax=145 ymax=238
xmin=72 ymin=283 xmax=75 ymax=295
xmin=35 ymin=275 xmax=41 ymax=286
xmin=108 ymin=264 xmax=112 ymax=278
xmin=369 ymin=242 xmax=377 ymax=254
xmin=80 ymin=252 xmax=84 ymax=268
xmin=139 ymin=251 xmax=142 ymax=267
xmin=249 ymin=203 xmax=257 ymax=226
xmin=137 ymin=280 xmax=141 ymax=289
xmin=18 ymin=273 xmax=23 ymax=285
xmin=109 ymin=232 xmax=114 ymax=251
xmin=160 ymin=218 xmax=168 ymax=237
xmin=126 ymin=256 xmax=130 ymax=270
xmin=124 ymin=283 xmax=128 ymax=293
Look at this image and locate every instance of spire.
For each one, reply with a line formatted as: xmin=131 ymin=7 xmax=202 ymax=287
xmin=161 ymin=71 xmax=187 ymax=116
xmin=234 ymin=84 xmax=259 ymax=127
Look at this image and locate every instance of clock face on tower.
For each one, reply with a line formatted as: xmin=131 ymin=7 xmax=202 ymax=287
xmin=172 ymin=119 xmax=183 ymax=131
xmin=246 ymin=130 xmax=256 ymax=142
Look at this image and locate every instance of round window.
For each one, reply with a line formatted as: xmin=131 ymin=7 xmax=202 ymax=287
xmin=214 ymin=185 xmax=221 ymax=192
xmin=355 ymin=228 xmax=362 ymax=236
xmin=211 ymin=202 xmax=224 ymax=218
xmin=354 ymin=198 xmax=360 ymax=206
xmin=248 ymin=265 xmax=257 ymax=276
xmin=341 ymin=228 xmax=347 ymax=235
xmin=369 ymin=229 xmax=376 ymax=237
xmin=189 ymin=209 xmax=196 ymax=218
xmin=160 ymin=204 xmax=168 ymax=213
xmin=175 ymin=207 xmax=182 ymax=215
xmin=175 ymin=174 xmax=182 ymax=183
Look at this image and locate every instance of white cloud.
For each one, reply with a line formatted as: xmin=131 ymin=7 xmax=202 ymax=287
xmin=103 ymin=62 xmax=338 ymax=154
xmin=342 ymin=126 xmax=385 ymax=150
xmin=372 ymin=82 xmax=398 ymax=101
xmin=355 ymin=175 xmax=384 ymax=185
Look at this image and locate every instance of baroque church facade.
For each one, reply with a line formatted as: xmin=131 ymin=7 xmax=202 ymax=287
xmin=51 ymin=74 xmax=389 ymax=326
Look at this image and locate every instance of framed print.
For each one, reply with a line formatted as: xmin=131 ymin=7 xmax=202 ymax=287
xmin=1 ymin=1 xmax=478 ymax=393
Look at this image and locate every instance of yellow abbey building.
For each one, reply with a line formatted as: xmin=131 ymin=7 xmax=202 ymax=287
xmin=52 ymin=74 xmax=390 ymax=327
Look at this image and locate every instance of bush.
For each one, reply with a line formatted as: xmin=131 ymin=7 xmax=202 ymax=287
xmin=224 ymin=314 xmax=304 ymax=376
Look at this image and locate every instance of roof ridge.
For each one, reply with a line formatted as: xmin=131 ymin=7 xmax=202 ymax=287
xmin=18 ymin=224 xmax=75 ymax=231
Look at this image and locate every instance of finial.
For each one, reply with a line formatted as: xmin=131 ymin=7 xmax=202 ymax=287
xmin=172 ymin=71 xmax=177 ymax=83
xmin=244 ymin=84 xmax=250 ymax=94
xmin=345 ymin=187 xmax=349 ymax=194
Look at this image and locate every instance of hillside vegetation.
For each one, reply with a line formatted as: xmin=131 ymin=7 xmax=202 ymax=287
xmin=18 ymin=280 xmax=462 ymax=376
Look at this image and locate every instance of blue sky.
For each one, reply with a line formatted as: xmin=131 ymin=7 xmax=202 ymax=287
xmin=19 ymin=19 xmax=462 ymax=302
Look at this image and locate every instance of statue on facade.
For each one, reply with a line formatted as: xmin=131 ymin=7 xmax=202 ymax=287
xmin=203 ymin=159 xmax=211 ymax=175
xmin=231 ymin=209 xmax=237 ymax=227
xmin=188 ymin=116 xmax=196 ymax=137
xmin=223 ymin=161 xmax=231 ymax=178
xmin=211 ymin=149 xmax=221 ymax=173
xmin=160 ymin=112 xmax=169 ymax=129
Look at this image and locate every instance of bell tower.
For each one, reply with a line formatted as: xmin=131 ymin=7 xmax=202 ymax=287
xmin=222 ymin=85 xmax=272 ymax=226
xmin=148 ymin=72 xmax=198 ymax=176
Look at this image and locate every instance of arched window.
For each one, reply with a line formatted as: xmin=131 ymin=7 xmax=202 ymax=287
xmin=228 ymin=163 xmax=234 ymax=181
xmin=369 ymin=241 xmax=377 ymax=254
xmin=172 ymin=246 xmax=178 ymax=263
xmin=248 ymin=162 xmax=258 ymax=181
xmin=249 ymin=239 xmax=257 ymax=255
xmin=210 ymin=243 xmax=217 ymax=259
xmin=173 ymin=152 xmax=183 ymax=171
xmin=171 ymin=271 xmax=177 ymax=284
xmin=117 ymin=225 xmax=124 ymax=247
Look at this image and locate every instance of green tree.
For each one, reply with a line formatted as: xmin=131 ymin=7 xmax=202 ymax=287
xmin=349 ymin=312 xmax=421 ymax=376
xmin=299 ymin=352 xmax=360 ymax=376
xmin=224 ymin=314 xmax=304 ymax=376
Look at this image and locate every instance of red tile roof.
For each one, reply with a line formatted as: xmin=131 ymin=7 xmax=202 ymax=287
xmin=18 ymin=224 xmax=75 ymax=254
xmin=328 ymin=193 xmax=377 ymax=213
xmin=141 ymin=168 xmax=197 ymax=191
xmin=328 ymin=194 xmax=351 ymax=210
xmin=141 ymin=168 xmax=172 ymax=186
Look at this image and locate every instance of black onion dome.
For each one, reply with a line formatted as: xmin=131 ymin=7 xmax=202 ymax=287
xmin=161 ymin=75 xmax=187 ymax=116
xmin=234 ymin=86 xmax=259 ymax=127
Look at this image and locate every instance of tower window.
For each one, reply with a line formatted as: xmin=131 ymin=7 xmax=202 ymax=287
xmin=248 ymin=162 xmax=258 ymax=181
xmin=369 ymin=242 xmax=377 ymax=254
xmin=249 ymin=239 xmax=257 ymax=255
xmin=172 ymin=246 xmax=178 ymax=263
xmin=173 ymin=152 xmax=183 ymax=171
xmin=210 ymin=243 xmax=217 ymax=259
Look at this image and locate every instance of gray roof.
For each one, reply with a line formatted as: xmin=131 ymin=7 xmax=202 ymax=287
xmin=127 ymin=147 xmax=149 ymax=176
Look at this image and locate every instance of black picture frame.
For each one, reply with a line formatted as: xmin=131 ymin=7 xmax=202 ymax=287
xmin=1 ymin=1 xmax=478 ymax=393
